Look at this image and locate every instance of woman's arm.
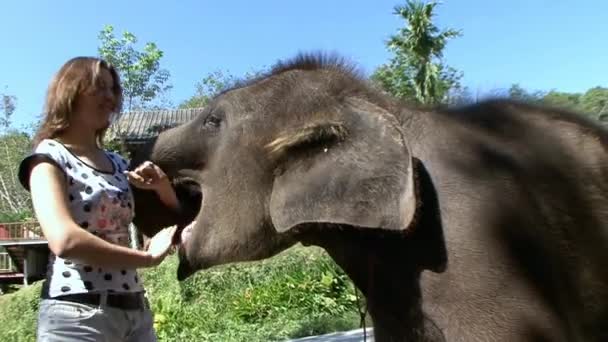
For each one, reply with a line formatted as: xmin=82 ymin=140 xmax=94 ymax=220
xmin=30 ymin=161 xmax=175 ymax=269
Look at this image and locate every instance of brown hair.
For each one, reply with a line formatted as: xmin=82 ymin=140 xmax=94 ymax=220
xmin=32 ymin=56 xmax=123 ymax=148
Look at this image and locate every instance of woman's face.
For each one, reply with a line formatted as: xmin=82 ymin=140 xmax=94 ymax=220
xmin=72 ymin=67 xmax=118 ymax=132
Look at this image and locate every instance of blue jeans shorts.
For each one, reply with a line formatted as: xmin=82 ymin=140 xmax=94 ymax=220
xmin=36 ymin=292 xmax=157 ymax=342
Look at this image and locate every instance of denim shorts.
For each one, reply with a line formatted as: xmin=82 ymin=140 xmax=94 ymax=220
xmin=36 ymin=292 xmax=157 ymax=342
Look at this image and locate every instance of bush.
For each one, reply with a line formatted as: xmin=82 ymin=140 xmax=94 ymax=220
xmin=0 ymin=281 xmax=42 ymax=342
xmin=144 ymin=245 xmax=362 ymax=341
xmin=0 ymin=210 xmax=34 ymax=223
xmin=0 ymin=245 xmax=364 ymax=341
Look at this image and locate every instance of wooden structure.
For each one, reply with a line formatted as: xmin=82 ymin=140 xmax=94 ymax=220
xmin=108 ymin=108 xmax=203 ymax=159
xmin=0 ymin=221 xmax=48 ymax=286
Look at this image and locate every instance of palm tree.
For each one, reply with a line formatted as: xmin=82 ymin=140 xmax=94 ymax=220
xmin=385 ymin=0 xmax=462 ymax=105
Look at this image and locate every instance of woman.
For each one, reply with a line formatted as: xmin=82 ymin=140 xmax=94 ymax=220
xmin=18 ymin=56 xmax=179 ymax=341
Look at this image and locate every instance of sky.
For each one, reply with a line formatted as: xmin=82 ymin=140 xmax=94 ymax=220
xmin=1 ymin=0 xmax=606 ymax=129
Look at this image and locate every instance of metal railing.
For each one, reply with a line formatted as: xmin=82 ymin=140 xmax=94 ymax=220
xmin=0 ymin=252 xmax=14 ymax=272
xmin=0 ymin=221 xmax=43 ymax=240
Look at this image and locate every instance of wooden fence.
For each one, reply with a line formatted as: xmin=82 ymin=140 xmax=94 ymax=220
xmin=0 ymin=221 xmax=43 ymax=240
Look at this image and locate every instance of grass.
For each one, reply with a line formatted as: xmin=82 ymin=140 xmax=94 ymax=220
xmin=0 ymin=245 xmax=366 ymax=342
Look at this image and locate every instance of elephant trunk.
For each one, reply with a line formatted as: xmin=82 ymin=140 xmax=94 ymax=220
xmin=147 ymin=123 xmax=201 ymax=180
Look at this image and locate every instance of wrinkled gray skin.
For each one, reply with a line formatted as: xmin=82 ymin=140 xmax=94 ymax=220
xmin=130 ymin=54 xmax=608 ymax=341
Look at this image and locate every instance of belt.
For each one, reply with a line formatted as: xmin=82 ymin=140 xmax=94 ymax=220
xmin=42 ymin=291 xmax=146 ymax=311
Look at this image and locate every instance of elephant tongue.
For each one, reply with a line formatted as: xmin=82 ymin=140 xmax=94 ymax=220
xmin=180 ymin=221 xmax=194 ymax=245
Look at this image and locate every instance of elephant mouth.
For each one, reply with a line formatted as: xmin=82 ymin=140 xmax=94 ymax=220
xmin=175 ymin=213 xmax=202 ymax=281
xmin=174 ymin=219 xmax=194 ymax=246
xmin=170 ymin=177 xmax=203 ymax=247
xmin=170 ymin=172 xmax=216 ymax=282
xmin=177 ymin=246 xmax=196 ymax=281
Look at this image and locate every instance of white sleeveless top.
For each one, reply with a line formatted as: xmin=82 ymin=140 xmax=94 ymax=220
xmin=20 ymin=139 xmax=145 ymax=297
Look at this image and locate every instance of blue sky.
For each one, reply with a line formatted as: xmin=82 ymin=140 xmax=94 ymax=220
xmin=1 ymin=0 xmax=606 ymax=129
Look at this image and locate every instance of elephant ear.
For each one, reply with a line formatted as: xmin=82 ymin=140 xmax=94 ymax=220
xmin=268 ymin=98 xmax=419 ymax=234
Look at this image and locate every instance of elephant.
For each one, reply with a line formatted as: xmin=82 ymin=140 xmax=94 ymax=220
xmin=129 ymin=53 xmax=608 ymax=341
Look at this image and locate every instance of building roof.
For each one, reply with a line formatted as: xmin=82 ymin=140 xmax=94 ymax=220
xmin=108 ymin=108 xmax=203 ymax=144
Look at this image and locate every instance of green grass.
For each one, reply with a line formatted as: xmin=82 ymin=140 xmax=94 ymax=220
xmin=0 ymin=245 xmax=365 ymax=341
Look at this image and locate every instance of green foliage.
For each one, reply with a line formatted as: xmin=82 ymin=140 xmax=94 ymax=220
xmin=371 ymin=0 xmax=463 ymax=105
xmin=98 ymin=25 xmax=172 ymax=111
xmin=505 ymin=84 xmax=608 ymax=124
xmin=179 ymin=70 xmax=238 ymax=109
xmin=0 ymin=88 xmax=17 ymax=129
xmin=0 ymin=246 xmax=362 ymax=341
xmin=507 ymin=83 xmax=546 ymax=103
xmin=229 ymin=254 xmax=356 ymax=323
xmin=180 ymin=69 xmax=266 ymax=109
xmin=579 ymin=86 xmax=608 ymax=122
xmin=0 ymin=281 xmax=42 ymax=342
xmin=0 ymin=95 xmax=33 ymax=221
xmin=144 ymin=246 xmax=361 ymax=341
xmin=0 ymin=210 xmax=34 ymax=223
xmin=104 ymin=137 xmax=130 ymax=158
xmin=0 ymin=130 xmax=33 ymax=219
xmin=542 ymin=90 xmax=581 ymax=111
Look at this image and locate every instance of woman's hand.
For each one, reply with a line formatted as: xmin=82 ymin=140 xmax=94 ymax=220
xmin=126 ymin=160 xmax=181 ymax=212
xmin=125 ymin=161 xmax=171 ymax=193
xmin=145 ymin=226 xmax=178 ymax=266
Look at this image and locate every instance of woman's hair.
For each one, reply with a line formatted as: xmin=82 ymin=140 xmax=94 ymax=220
xmin=32 ymin=56 xmax=123 ymax=148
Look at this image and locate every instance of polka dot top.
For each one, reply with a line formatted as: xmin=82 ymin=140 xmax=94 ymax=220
xmin=19 ymin=139 xmax=144 ymax=297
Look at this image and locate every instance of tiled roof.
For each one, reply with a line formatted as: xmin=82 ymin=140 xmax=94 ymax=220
xmin=108 ymin=108 xmax=203 ymax=143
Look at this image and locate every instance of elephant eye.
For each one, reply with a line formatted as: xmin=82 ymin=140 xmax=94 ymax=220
xmin=204 ymin=114 xmax=222 ymax=128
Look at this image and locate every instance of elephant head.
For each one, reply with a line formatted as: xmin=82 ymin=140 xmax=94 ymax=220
xmin=132 ymin=53 xmax=608 ymax=341
xmin=133 ymin=54 xmax=421 ymax=280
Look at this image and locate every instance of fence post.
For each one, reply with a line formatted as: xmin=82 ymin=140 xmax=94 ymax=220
xmin=129 ymin=223 xmax=141 ymax=250
xmin=23 ymin=255 xmax=29 ymax=286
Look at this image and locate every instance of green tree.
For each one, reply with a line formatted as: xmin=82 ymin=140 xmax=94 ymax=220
xmin=507 ymin=84 xmax=546 ymax=103
xmin=579 ymin=87 xmax=608 ymax=122
xmin=179 ymin=70 xmax=237 ymax=109
xmin=97 ymin=25 xmax=172 ymax=111
xmin=506 ymin=84 xmax=608 ymax=125
xmin=180 ymin=69 xmax=265 ymax=109
xmin=542 ymin=90 xmax=581 ymax=111
xmin=371 ymin=0 xmax=463 ymax=106
xmin=0 ymin=130 xmax=34 ymax=221
xmin=0 ymin=92 xmax=34 ymax=220
xmin=0 ymin=88 xmax=16 ymax=130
